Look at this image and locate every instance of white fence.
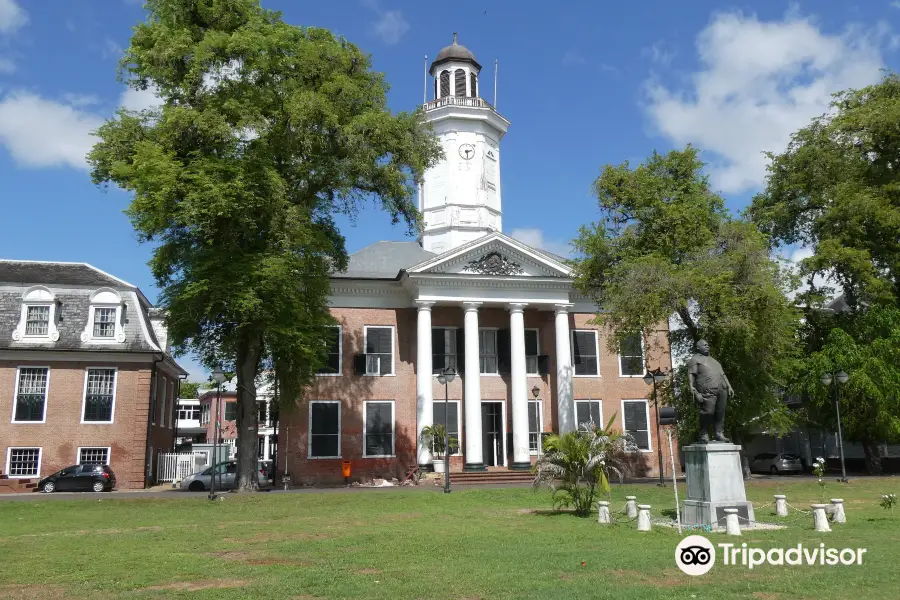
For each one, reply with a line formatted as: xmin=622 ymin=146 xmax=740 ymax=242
xmin=157 ymin=452 xmax=209 ymax=483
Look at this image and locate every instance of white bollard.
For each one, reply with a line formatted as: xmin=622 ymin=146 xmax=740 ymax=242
xmin=774 ymin=494 xmax=788 ymax=517
xmin=625 ymin=495 xmax=638 ymax=519
xmin=597 ymin=500 xmax=611 ymax=524
xmin=637 ymin=504 xmax=652 ymax=531
xmin=830 ymin=499 xmax=846 ymax=524
xmin=811 ymin=504 xmax=831 ymax=532
xmin=724 ymin=508 xmax=741 ymax=536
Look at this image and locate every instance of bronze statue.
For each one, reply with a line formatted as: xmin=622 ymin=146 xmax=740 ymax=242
xmin=687 ymin=339 xmax=733 ymax=443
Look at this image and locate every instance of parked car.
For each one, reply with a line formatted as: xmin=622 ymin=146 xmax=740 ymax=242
xmin=180 ymin=460 xmax=269 ymax=492
xmin=38 ymin=464 xmax=116 ymax=493
xmin=750 ymin=453 xmax=804 ymax=475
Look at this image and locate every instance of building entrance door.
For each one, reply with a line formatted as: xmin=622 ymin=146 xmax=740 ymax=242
xmin=481 ymin=402 xmax=504 ymax=467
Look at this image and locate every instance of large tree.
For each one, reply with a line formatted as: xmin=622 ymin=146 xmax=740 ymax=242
xmin=573 ymin=147 xmax=801 ymax=469
xmin=89 ymin=0 xmax=441 ymax=490
xmin=750 ymin=74 xmax=900 ymax=471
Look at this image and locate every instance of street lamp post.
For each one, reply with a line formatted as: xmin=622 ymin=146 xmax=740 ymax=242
xmin=531 ymin=385 xmax=541 ymax=457
xmin=437 ymin=367 xmax=456 ymax=494
xmin=820 ymin=370 xmax=849 ymax=483
xmin=643 ymin=368 xmax=668 ymax=486
xmin=209 ymin=368 xmax=227 ymax=500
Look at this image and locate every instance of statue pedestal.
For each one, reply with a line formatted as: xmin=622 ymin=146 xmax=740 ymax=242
xmin=681 ymin=443 xmax=755 ymax=527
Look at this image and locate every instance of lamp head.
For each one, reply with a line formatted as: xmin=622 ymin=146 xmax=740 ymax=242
xmin=437 ymin=373 xmax=446 ymax=385
xmin=443 ymin=367 xmax=456 ymax=384
xmin=836 ymin=370 xmax=849 ymax=384
xmin=820 ymin=373 xmax=832 ymax=386
xmin=653 ymin=368 xmax=667 ymax=383
xmin=642 ymin=372 xmax=653 ymax=386
xmin=212 ymin=368 xmax=227 ymax=385
xmin=531 ymin=385 xmax=540 ymax=399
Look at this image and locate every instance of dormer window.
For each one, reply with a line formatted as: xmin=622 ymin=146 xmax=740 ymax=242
xmin=12 ymin=286 xmax=59 ymax=342
xmin=25 ymin=306 xmax=50 ymax=336
xmin=81 ymin=288 xmax=125 ymax=344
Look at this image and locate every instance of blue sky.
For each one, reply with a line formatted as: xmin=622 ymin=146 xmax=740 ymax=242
xmin=1 ymin=0 xmax=899 ymax=380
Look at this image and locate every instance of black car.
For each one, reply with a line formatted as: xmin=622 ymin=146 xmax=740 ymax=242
xmin=38 ymin=464 xmax=117 ymax=493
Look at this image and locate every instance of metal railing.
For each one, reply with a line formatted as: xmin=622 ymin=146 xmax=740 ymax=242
xmin=423 ymin=96 xmax=495 ymax=111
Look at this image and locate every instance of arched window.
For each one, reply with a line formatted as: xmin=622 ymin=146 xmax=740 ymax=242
xmin=439 ymin=70 xmax=450 ymax=97
xmin=434 ymin=78 xmax=438 ymax=100
xmin=469 ymin=73 xmax=477 ymax=98
xmin=454 ymin=69 xmax=466 ymax=97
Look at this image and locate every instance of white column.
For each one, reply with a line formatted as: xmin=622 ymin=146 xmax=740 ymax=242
xmin=463 ymin=302 xmax=485 ymax=471
xmin=555 ymin=304 xmax=575 ymax=434
xmin=416 ymin=301 xmax=435 ymax=466
xmin=263 ymin=434 xmax=270 ymax=462
xmin=509 ymin=303 xmax=531 ymax=469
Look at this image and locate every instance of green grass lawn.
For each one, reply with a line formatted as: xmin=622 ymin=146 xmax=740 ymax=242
xmin=0 ymin=477 xmax=898 ymax=599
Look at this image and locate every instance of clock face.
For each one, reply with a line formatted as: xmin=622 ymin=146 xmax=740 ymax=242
xmin=459 ymin=143 xmax=475 ymax=160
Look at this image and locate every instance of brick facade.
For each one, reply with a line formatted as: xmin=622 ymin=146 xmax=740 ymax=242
xmin=281 ymin=306 xmax=674 ymax=485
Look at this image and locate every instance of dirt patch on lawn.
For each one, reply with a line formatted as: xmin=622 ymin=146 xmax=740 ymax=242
xmin=0 ymin=584 xmax=68 ymax=599
xmin=141 ymin=579 xmax=249 ymax=592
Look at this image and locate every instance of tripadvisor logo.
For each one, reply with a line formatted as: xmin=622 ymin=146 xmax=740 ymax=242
xmin=676 ymin=536 xmax=867 ymax=575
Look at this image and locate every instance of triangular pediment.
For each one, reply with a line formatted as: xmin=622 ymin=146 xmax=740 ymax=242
xmin=406 ymin=232 xmax=572 ymax=278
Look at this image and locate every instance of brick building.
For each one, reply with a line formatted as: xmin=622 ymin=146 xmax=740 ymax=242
xmin=279 ymin=36 xmax=674 ymax=485
xmin=0 ymin=260 xmax=186 ymax=490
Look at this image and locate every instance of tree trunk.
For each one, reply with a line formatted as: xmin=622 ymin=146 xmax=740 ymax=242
xmin=862 ymin=440 xmax=883 ymax=475
xmin=235 ymin=330 xmax=263 ymax=492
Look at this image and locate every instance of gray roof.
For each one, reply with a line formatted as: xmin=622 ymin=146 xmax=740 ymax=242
xmin=0 ymin=260 xmax=135 ymax=289
xmin=333 ymin=242 xmax=436 ymax=279
xmin=430 ymin=33 xmax=481 ymax=74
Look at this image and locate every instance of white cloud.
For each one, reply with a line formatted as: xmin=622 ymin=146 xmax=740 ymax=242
xmin=0 ymin=0 xmax=27 ymax=35
xmin=510 ymin=227 xmax=572 ymax=258
xmin=120 ymin=84 xmax=162 ymax=112
xmin=644 ymin=10 xmax=887 ymax=194
xmin=643 ymin=41 xmax=676 ymax=65
xmin=0 ymin=91 xmax=103 ymax=169
xmin=63 ymin=93 xmax=101 ymax=107
xmin=372 ymin=10 xmax=409 ymax=45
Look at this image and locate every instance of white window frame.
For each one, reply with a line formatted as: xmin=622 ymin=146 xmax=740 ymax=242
xmin=479 ymin=327 xmax=500 ymax=376
xmin=621 ymin=399 xmax=653 ymax=453
xmin=308 ymin=400 xmax=341 ymax=459
xmin=571 ymin=329 xmax=601 ymax=377
xmin=575 ymin=399 xmax=603 ymax=428
xmin=528 ymin=399 xmax=543 ymax=455
xmin=363 ymin=325 xmax=395 ymax=376
xmin=432 ymin=399 xmax=462 ymax=456
xmin=316 ymin=325 xmax=343 ymax=377
xmin=82 ymin=288 xmax=125 ymax=344
xmin=5 ymin=447 xmax=42 ymax=478
xmin=167 ymin=381 xmax=175 ymax=428
xmin=159 ymin=375 xmax=168 ymax=427
xmin=200 ymin=402 xmax=210 ymax=426
xmin=80 ymin=367 xmax=118 ymax=424
xmin=362 ymin=400 xmax=395 ymax=458
xmin=11 ymin=366 xmax=50 ymax=424
xmin=76 ymin=446 xmax=111 ymax=465
xmin=618 ymin=333 xmax=646 ymax=378
xmin=431 ymin=326 xmax=459 ymax=377
xmin=12 ymin=286 xmax=59 ymax=342
xmin=525 ymin=328 xmax=540 ymax=376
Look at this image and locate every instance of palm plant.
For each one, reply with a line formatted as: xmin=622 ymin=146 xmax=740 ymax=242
xmin=421 ymin=424 xmax=458 ymax=458
xmin=533 ymin=415 xmax=631 ymax=516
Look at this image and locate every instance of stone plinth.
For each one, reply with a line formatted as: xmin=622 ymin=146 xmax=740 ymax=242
xmin=681 ymin=443 xmax=755 ymax=527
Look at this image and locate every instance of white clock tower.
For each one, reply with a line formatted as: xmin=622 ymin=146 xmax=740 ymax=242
xmin=419 ymin=34 xmax=511 ymax=254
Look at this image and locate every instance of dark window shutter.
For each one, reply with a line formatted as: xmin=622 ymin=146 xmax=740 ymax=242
xmin=469 ymin=72 xmax=477 ymax=97
xmin=353 ymin=354 xmax=367 ymax=375
xmin=432 ymin=328 xmax=445 ymax=373
xmin=455 ymin=328 xmax=465 ymax=373
xmin=525 ymin=330 xmax=538 ymax=356
xmin=454 ymin=69 xmax=466 ymax=95
xmin=537 ymin=355 xmax=550 ymax=375
xmin=440 ymin=70 xmax=450 ymax=97
xmin=497 ymin=329 xmax=511 ymax=374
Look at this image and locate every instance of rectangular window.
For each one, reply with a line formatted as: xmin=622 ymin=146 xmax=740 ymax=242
xmin=159 ymin=376 xmax=168 ymax=427
xmin=309 ymin=401 xmax=341 ymax=458
xmin=479 ymin=329 xmax=498 ymax=374
xmin=364 ymin=326 xmax=394 ymax=375
xmin=364 ymin=401 xmax=394 ymax=457
xmin=575 ymin=400 xmax=603 ymax=428
xmin=572 ymin=330 xmax=599 ymax=376
xmin=623 ymin=400 xmax=651 ymax=451
xmin=13 ymin=367 xmax=48 ymax=422
xmin=528 ymin=400 xmax=543 ymax=453
xmin=619 ymin=333 xmax=645 ymax=377
xmin=178 ymin=405 xmax=200 ymax=421
xmin=6 ymin=448 xmax=41 ymax=477
xmin=525 ymin=329 xmax=539 ymax=375
xmin=82 ymin=368 xmax=116 ymax=422
xmin=224 ymin=402 xmax=238 ymax=421
xmin=432 ymin=401 xmax=460 ymax=455
xmin=92 ymin=307 xmax=116 ymax=338
xmin=25 ymin=306 xmax=50 ymax=336
xmin=200 ymin=403 xmax=210 ymax=425
xmin=78 ymin=447 xmax=109 ymax=465
xmin=316 ymin=326 xmax=342 ymax=375
xmin=432 ymin=327 xmax=458 ymax=373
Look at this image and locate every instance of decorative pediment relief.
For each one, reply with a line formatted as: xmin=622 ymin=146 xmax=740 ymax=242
xmin=409 ymin=234 xmax=572 ymax=278
xmin=463 ymin=252 xmax=524 ymax=276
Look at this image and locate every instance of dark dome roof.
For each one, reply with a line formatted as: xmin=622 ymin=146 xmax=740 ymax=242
xmin=430 ymin=33 xmax=481 ymax=74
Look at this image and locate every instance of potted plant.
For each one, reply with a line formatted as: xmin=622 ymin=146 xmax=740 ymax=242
xmin=421 ymin=424 xmax=458 ymax=473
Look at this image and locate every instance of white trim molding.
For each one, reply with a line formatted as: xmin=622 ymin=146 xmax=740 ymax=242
xmin=76 ymin=446 xmax=112 ymax=465
xmin=5 ymin=446 xmax=42 ymax=478
xmin=80 ymin=366 xmax=119 ymax=424
xmin=571 ymin=329 xmax=601 ymax=378
xmin=11 ymin=365 xmax=50 ymax=424
xmin=81 ymin=288 xmax=126 ymax=344
xmin=12 ymin=286 xmax=60 ymax=343
xmin=362 ymin=400 xmax=396 ymax=458
xmin=621 ymin=399 xmax=653 ymax=453
xmin=363 ymin=325 xmax=396 ymax=376
xmin=308 ymin=400 xmax=342 ymax=459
